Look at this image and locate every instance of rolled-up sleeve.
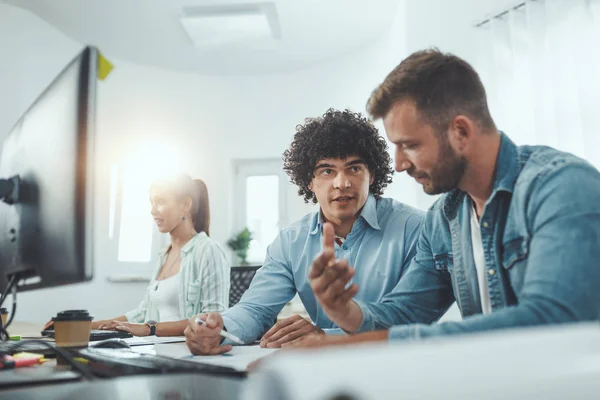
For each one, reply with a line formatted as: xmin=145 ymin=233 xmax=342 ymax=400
xmin=222 ymin=232 xmax=298 ymax=344
xmin=124 ymin=296 xmax=148 ymax=323
xmin=355 ymin=216 xmax=455 ymax=333
xmin=197 ymin=242 xmax=231 ymax=314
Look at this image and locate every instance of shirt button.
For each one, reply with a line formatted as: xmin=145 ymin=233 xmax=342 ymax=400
xmin=488 ymin=269 xmax=495 ymax=276
xmin=482 ymin=222 xmax=489 ymax=228
xmin=342 ymin=245 xmax=348 ymax=250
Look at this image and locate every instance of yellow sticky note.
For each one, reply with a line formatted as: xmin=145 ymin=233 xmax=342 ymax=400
xmin=98 ymin=51 xmax=114 ymax=81
xmin=12 ymin=352 xmax=44 ymax=360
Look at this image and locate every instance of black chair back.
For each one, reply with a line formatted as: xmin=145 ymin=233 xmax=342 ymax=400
xmin=229 ymin=266 xmax=261 ymax=307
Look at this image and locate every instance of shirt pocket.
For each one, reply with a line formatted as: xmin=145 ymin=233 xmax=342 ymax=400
xmin=434 ymin=252 xmax=456 ymax=293
xmin=433 ymin=253 xmax=454 ymax=272
xmin=434 ymin=252 xmax=454 ymax=280
xmin=502 ymin=236 xmax=530 ymax=295
xmin=186 ymin=279 xmax=201 ymax=308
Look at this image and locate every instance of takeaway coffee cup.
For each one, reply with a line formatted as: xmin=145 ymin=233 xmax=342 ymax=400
xmin=0 ymin=308 xmax=8 ymax=326
xmin=52 ymin=310 xmax=93 ymax=347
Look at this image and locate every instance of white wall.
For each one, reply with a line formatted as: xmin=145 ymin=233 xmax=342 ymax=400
xmin=0 ymin=3 xmax=421 ymax=323
xmin=404 ymin=0 xmax=513 ymax=57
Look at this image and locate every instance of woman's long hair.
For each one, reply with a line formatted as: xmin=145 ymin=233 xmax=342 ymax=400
xmin=191 ymin=178 xmax=210 ymax=236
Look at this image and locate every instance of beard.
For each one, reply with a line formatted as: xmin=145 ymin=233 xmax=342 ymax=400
xmin=412 ymin=138 xmax=467 ymax=195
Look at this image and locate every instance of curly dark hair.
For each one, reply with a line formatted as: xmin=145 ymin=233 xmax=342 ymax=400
xmin=283 ymin=108 xmax=394 ymax=204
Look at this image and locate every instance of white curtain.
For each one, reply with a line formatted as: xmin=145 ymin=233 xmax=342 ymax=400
xmin=474 ymin=0 xmax=600 ymax=168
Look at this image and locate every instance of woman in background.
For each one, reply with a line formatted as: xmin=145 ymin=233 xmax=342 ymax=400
xmin=45 ymin=174 xmax=230 ymax=336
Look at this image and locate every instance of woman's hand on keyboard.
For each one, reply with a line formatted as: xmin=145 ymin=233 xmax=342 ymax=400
xmin=112 ymin=322 xmax=151 ymax=336
xmin=97 ymin=320 xmax=123 ymax=331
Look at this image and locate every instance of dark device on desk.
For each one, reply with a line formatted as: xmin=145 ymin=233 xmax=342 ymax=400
xmin=77 ymin=347 xmax=246 ymax=379
xmin=41 ymin=328 xmax=133 ymax=341
xmin=0 ymin=46 xmax=97 ymax=299
xmin=89 ymin=339 xmax=131 ymax=349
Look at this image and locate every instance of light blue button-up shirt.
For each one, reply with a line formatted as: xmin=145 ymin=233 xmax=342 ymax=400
xmin=221 ymin=194 xmax=424 ymax=344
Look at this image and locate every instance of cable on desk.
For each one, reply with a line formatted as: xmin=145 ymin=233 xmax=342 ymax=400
xmin=0 ymin=339 xmax=96 ymax=380
xmin=0 ymin=276 xmax=95 ymax=380
xmin=0 ymin=275 xmax=17 ymax=341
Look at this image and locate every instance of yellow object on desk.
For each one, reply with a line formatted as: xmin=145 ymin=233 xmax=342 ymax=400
xmin=12 ymin=352 xmax=47 ymax=363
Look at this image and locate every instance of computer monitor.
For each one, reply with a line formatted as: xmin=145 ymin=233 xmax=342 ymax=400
xmin=0 ymin=46 xmax=97 ymax=295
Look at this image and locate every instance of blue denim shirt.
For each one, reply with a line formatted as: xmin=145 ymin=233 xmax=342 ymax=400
xmin=357 ymin=133 xmax=600 ymax=340
xmin=221 ymin=194 xmax=424 ymax=344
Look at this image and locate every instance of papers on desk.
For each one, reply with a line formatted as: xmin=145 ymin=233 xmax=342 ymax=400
xmin=242 ymin=322 xmax=600 ymax=400
xmin=155 ymin=342 xmax=278 ymax=372
xmin=121 ymin=336 xmax=186 ymax=346
xmin=154 ymin=342 xmax=191 ymax=358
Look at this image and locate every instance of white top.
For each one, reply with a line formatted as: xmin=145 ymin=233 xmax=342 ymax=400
xmin=470 ymin=205 xmax=492 ymax=314
xmin=124 ymin=232 xmax=231 ymax=324
xmin=148 ymin=272 xmax=181 ymax=322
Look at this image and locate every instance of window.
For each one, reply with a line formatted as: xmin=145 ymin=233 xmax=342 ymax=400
xmin=246 ymin=175 xmax=280 ymax=263
xmin=109 ymin=140 xmax=184 ymax=267
xmin=234 ymin=159 xmax=288 ymax=264
xmin=117 ymin=168 xmax=154 ymax=262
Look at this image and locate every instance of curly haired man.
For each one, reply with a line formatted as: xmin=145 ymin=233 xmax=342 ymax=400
xmin=184 ymin=109 xmax=424 ymax=355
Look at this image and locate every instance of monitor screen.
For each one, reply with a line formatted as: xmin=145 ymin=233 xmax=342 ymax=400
xmin=0 ymin=46 xmax=97 ymax=293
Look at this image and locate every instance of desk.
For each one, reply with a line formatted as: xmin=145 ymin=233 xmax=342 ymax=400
xmin=1 ymin=323 xmax=245 ymax=400
xmin=0 ymin=372 xmax=243 ymax=400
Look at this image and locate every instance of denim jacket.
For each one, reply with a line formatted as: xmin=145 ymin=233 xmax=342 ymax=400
xmin=356 ymin=133 xmax=600 ymax=340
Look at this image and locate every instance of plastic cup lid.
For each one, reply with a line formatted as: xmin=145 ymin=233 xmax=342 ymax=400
xmin=52 ymin=309 xmax=93 ymax=321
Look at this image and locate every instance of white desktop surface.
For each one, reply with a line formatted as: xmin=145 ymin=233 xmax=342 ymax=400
xmin=155 ymin=342 xmax=278 ymax=372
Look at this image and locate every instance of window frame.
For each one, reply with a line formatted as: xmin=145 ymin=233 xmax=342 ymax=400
xmin=232 ymin=158 xmax=289 ymax=264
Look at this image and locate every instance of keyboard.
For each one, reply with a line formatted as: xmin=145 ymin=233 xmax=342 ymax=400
xmin=41 ymin=329 xmax=133 ymax=341
xmin=0 ymin=339 xmax=56 ymax=356
xmin=77 ymin=347 xmax=246 ymax=378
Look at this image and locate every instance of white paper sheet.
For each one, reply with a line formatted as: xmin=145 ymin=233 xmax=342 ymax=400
xmin=155 ymin=342 xmax=278 ymax=371
xmin=122 ymin=335 xmax=186 ymax=346
xmin=129 ymin=344 xmax=157 ymax=355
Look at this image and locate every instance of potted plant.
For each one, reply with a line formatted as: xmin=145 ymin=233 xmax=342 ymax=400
xmin=227 ymin=227 xmax=253 ymax=265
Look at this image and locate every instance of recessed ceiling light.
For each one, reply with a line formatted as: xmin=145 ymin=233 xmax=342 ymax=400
xmin=180 ymin=2 xmax=280 ymax=47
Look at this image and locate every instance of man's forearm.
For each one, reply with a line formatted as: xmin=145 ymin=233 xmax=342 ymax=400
xmin=156 ymin=320 xmax=188 ymax=337
xmin=327 ymin=300 xmax=364 ymax=333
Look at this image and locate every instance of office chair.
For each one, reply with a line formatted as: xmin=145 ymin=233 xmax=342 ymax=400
xmin=229 ymin=266 xmax=261 ymax=307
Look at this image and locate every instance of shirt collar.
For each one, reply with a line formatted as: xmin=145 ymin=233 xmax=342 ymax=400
xmin=443 ymin=131 xmax=519 ymax=220
xmin=309 ymin=193 xmax=381 ymax=235
xmin=490 ymin=131 xmax=520 ymax=195
xmin=158 ymin=232 xmax=202 ymax=257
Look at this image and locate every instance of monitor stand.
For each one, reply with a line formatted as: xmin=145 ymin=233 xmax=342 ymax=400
xmin=0 ymin=175 xmax=19 ymax=204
